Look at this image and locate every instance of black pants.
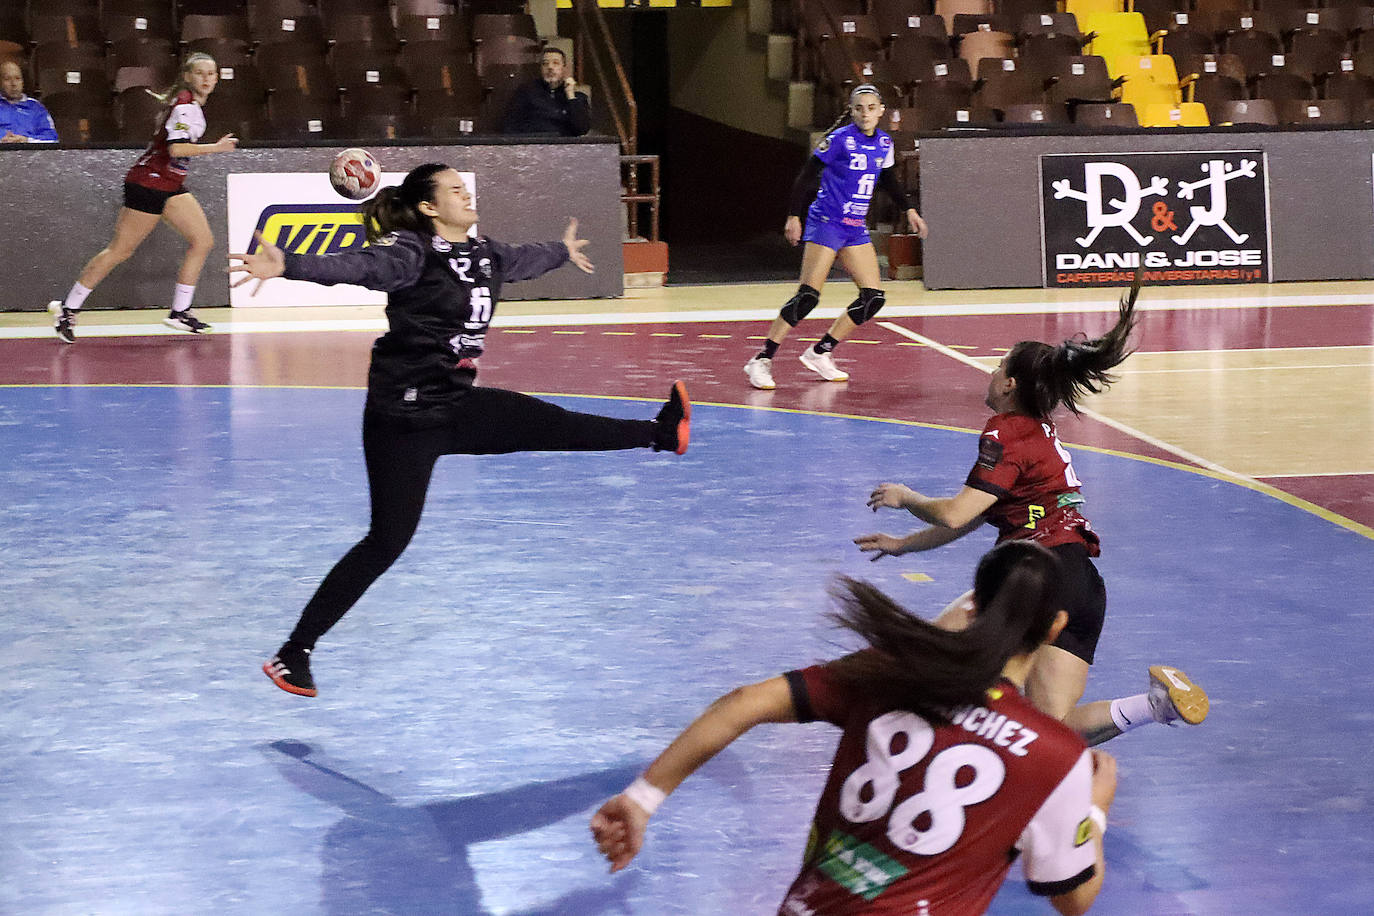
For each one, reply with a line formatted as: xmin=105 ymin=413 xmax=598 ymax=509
xmin=1049 ymin=541 xmax=1108 ymax=664
xmin=289 ymin=387 xmax=655 ymax=647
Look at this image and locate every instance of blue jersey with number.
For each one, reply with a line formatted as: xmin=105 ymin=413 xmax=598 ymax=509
xmin=809 ymin=123 xmax=896 ymax=229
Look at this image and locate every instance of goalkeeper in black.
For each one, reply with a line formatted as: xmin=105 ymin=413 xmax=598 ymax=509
xmin=230 ymin=162 xmax=690 ymax=697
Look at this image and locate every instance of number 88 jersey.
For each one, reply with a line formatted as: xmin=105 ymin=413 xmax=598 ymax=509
xmin=779 ymin=664 xmax=1096 ymax=916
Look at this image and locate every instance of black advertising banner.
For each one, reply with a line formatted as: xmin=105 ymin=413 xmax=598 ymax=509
xmin=1040 ymin=151 xmax=1270 ymax=288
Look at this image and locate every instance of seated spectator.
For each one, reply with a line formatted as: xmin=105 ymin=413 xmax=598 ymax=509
xmin=1 ymin=60 xmax=58 ymax=143
xmin=502 ymin=47 xmax=590 ymax=137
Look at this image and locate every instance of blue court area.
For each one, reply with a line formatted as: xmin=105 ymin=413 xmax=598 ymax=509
xmin=2 ymin=386 xmax=1371 ymax=915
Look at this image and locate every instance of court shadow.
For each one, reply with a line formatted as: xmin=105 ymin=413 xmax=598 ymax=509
xmin=265 ymin=739 xmax=644 ymax=915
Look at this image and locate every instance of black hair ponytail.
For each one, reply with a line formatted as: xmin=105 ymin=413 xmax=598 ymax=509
xmin=359 ymin=162 xmax=450 ymax=243
xmin=1006 ymin=267 xmax=1143 ymax=418
xmin=827 ymin=541 xmax=1063 ymax=723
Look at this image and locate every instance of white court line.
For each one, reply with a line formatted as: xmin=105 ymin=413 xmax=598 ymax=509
xmin=1262 ymin=471 xmax=1374 ymax=478
xmin=4 ymin=290 xmax=1373 ymax=341
xmin=876 ymin=320 xmax=1260 ymax=483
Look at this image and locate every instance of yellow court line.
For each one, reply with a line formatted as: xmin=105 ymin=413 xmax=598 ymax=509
xmin=602 ymin=331 xmax=636 ymax=336
xmin=552 ymin=330 xmax=585 ymax=335
xmin=699 ymin=334 xmax=733 ymax=339
xmin=651 ymin=332 xmax=683 ymax=337
xmin=501 ymin=329 xmax=537 ymax=334
xmin=8 ymin=382 xmax=1371 ymax=541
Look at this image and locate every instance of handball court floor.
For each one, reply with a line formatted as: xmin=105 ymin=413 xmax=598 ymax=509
xmin=2 ymin=278 xmax=1372 ymax=915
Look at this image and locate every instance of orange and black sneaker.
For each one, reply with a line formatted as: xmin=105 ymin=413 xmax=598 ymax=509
xmin=264 ymin=643 xmax=317 ymax=697
xmin=653 ymin=380 xmax=691 ymax=455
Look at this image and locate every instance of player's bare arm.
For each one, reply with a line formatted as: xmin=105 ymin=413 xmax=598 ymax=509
xmin=855 ymin=516 xmax=983 ymax=560
xmin=869 ymin=483 xmax=997 ymax=528
xmin=591 ymin=677 xmax=797 ymax=872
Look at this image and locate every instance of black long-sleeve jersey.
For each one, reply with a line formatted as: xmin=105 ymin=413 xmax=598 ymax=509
xmin=282 ymin=229 xmax=569 ymax=420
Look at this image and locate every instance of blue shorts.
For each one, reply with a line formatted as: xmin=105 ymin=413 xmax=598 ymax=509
xmin=802 ymin=216 xmax=871 ymax=252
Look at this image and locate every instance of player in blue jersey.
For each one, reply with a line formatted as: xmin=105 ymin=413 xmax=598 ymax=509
xmin=744 ymin=85 xmax=929 ymax=390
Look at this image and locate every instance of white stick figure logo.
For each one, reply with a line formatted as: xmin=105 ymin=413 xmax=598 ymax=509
xmin=1171 ymin=159 xmax=1256 ymax=245
xmin=1052 ymin=162 xmax=1169 ymax=247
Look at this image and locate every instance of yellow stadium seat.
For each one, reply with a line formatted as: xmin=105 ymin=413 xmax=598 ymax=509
xmin=1138 ymin=101 xmax=1209 ymax=126
xmin=1115 ymin=54 xmax=1182 ymax=107
xmin=1065 ymin=0 xmax=1123 ymax=18
xmin=1080 ymin=12 xmax=1150 ymax=61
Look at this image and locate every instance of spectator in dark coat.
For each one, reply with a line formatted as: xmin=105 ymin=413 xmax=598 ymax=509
xmin=502 ymin=47 xmax=590 ymax=137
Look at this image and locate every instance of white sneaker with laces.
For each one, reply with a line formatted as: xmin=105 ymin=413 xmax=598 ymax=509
xmin=744 ymin=357 xmax=776 ymax=390
xmin=799 ymin=347 xmax=849 ymax=382
xmin=49 ymin=300 xmax=76 ymax=344
xmin=1147 ymin=665 xmax=1209 ymax=726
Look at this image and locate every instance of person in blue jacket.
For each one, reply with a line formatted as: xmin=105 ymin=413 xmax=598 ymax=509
xmin=0 ymin=60 xmax=58 ymax=143
xmin=229 ymin=162 xmax=690 ymax=699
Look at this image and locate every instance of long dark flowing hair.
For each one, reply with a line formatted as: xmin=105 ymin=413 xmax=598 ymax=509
xmin=359 ymin=162 xmax=450 ymax=243
xmin=1006 ymin=268 xmax=1144 ymax=419
xmin=827 ymin=541 xmax=1063 ymax=723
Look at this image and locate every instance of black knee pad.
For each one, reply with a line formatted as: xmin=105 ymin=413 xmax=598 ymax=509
xmin=779 ymin=284 xmax=820 ymax=327
xmin=847 ymin=288 xmax=885 ymax=325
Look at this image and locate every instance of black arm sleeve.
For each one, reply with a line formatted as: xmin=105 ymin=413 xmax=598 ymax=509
xmin=784 ymin=670 xmax=818 ymax=723
xmin=878 ymin=166 xmax=913 ymax=212
xmin=490 ymin=239 xmax=570 ymax=283
xmin=281 ymin=231 xmax=427 ymax=292
xmin=788 ymin=156 xmax=826 ymax=218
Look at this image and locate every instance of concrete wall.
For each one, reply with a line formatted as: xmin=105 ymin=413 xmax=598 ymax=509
xmin=667 ymin=6 xmax=790 ymax=142
xmin=0 ymin=138 xmax=624 ymax=311
xmin=920 ymin=128 xmax=1374 ymax=289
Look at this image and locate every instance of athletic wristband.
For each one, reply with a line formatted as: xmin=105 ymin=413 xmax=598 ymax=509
xmin=1089 ymin=805 xmax=1107 ymax=837
xmin=623 ymin=777 xmax=667 ymax=817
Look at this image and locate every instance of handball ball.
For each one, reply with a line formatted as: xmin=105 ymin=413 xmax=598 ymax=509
xmin=329 ymin=148 xmax=382 ymax=200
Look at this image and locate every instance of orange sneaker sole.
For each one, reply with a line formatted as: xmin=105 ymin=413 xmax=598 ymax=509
xmin=263 ymin=661 xmax=318 ymax=698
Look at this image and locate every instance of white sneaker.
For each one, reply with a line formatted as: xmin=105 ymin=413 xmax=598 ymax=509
xmin=1147 ymin=665 xmax=1209 ymax=726
xmin=49 ymin=300 xmax=76 ymax=344
xmin=799 ymin=347 xmax=849 ymax=382
xmin=744 ymin=356 xmax=776 ymax=390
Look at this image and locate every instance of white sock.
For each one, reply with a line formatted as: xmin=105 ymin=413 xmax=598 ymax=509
xmin=63 ymin=282 xmax=92 ymax=312
xmin=171 ymin=283 xmax=195 ymax=314
xmin=1109 ymin=694 xmax=1154 ymax=733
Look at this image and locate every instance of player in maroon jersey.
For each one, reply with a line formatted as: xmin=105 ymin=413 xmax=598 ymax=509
xmin=854 ymin=273 xmax=1209 ymax=747
xmin=48 ymin=52 xmax=238 ymax=343
xmin=591 ymin=541 xmax=1117 ymax=915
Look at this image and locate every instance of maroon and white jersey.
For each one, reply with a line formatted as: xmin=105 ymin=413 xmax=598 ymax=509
xmin=779 ymin=664 xmax=1097 ymax=916
xmin=125 ymin=90 xmax=205 ymax=192
xmin=965 ymin=413 xmax=1100 ymax=555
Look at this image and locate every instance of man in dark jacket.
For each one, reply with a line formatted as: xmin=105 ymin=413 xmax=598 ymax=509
xmin=502 ymin=47 xmax=590 ymax=137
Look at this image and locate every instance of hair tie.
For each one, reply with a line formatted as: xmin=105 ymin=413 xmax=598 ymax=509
xmin=849 ymin=83 xmax=882 ymax=105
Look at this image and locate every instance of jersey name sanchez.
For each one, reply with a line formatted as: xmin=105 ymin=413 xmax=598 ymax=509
xmin=126 ymin=90 xmax=206 ymax=192
xmin=965 ymin=413 xmax=1100 ymax=554
xmin=810 ymin=123 xmax=895 ymax=229
xmin=780 ymin=665 xmax=1096 ymax=916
